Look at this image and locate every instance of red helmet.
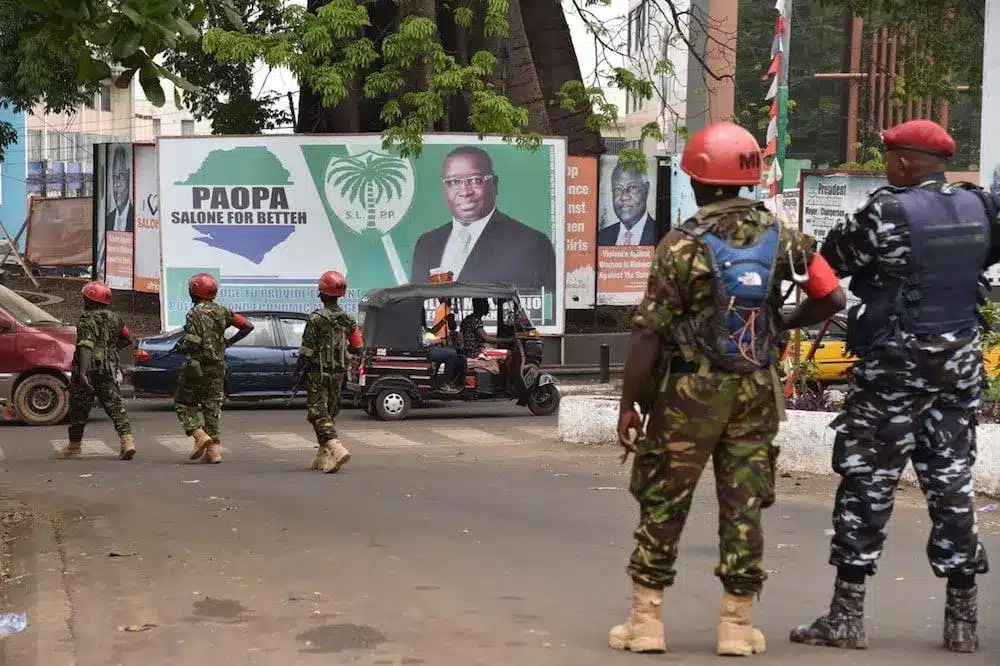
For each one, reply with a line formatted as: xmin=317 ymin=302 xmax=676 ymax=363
xmin=188 ymin=272 xmax=218 ymax=300
xmin=81 ymin=281 xmax=112 ymax=305
xmin=317 ymin=270 xmax=347 ymax=297
xmin=681 ymin=121 xmax=763 ymax=186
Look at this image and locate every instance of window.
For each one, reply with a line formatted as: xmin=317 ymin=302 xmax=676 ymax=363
xmin=153 ymin=118 xmax=162 ymax=137
xmin=99 ymin=86 xmax=111 ymax=112
xmin=277 ymin=317 xmax=307 ymax=348
xmin=181 ymin=119 xmax=194 ymax=136
xmin=27 ymin=130 xmax=42 ymax=162
xmin=225 ymin=316 xmax=275 ymax=347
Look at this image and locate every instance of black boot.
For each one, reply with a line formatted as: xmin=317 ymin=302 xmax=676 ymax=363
xmin=789 ymin=579 xmax=868 ymax=649
xmin=943 ymin=586 xmax=978 ymax=653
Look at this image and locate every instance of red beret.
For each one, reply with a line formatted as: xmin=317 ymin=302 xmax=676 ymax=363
xmin=881 ymin=119 xmax=956 ymax=158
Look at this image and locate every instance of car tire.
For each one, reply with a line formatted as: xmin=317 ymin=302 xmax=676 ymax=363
xmin=13 ymin=373 xmax=70 ymax=426
xmin=374 ymin=388 xmax=411 ymax=421
xmin=527 ymin=384 xmax=560 ymax=416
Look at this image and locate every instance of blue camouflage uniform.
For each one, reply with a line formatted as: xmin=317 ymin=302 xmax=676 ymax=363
xmin=791 ymin=172 xmax=998 ymax=652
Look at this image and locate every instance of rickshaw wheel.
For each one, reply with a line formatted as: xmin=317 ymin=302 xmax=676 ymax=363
xmin=528 ymin=384 xmax=560 ymax=416
xmin=375 ymin=388 xmax=411 ymax=421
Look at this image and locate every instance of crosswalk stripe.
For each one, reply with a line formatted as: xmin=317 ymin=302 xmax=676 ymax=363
xmin=513 ymin=425 xmax=556 ymax=439
xmin=153 ymin=435 xmax=229 ymax=453
xmin=247 ymin=432 xmax=315 ymax=450
xmin=51 ymin=439 xmax=116 ymax=457
xmin=431 ymin=427 xmax=509 ymax=446
xmin=357 ymin=429 xmax=422 ymax=448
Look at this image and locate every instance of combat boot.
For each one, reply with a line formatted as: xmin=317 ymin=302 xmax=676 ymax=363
xmin=717 ymin=593 xmax=766 ymax=656
xmin=318 ymin=439 xmax=351 ymax=474
xmin=204 ymin=440 xmax=223 ymax=464
xmin=55 ymin=441 xmax=83 ymax=459
xmin=119 ymin=433 xmax=136 ymax=460
xmin=608 ymin=581 xmax=666 ymax=653
xmin=943 ymin=585 xmax=978 ymax=653
xmin=310 ymin=445 xmax=329 ymax=470
xmin=789 ymin=578 xmax=867 ymax=649
xmin=188 ymin=428 xmax=213 ymax=460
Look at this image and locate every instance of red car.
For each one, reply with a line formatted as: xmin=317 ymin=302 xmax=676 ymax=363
xmin=0 ymin=284 xmax=76 ymax=425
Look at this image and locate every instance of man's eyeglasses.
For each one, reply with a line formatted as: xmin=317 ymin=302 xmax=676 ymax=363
xmin=613 ymin=184 xmax=644 ymax=198
xmin=443 ymin=175 xmax=496 ymax=189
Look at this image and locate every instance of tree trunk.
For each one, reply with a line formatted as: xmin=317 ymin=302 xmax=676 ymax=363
xmin=502 ymin=0 xmax=552 ymax=134
xmin=518 ymin=0 xmax=602 ymax=156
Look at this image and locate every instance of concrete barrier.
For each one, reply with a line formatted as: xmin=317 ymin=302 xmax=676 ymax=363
xmin=559 ymin=394 xmax=1000 ymax=497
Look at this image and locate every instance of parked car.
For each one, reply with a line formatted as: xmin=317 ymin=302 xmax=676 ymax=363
xmin=0 ymin=284 xmax=76 ymax=425
xmin=781 ymin=315 xmax=855 ymax=384
xmin=132 ymin=310 xmax=319 ymax=400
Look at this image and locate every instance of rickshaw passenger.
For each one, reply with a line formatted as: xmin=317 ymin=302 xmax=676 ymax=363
xmin=460 ymin=298 xmax=510 ymax=358
xmin=420 ymin=315 xmax=465 ymax=391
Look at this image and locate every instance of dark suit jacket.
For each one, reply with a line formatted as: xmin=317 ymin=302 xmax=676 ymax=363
xmin=598 ymin=214 xmax=659 ymax=246
xmin=105 ymin=206 xmax=134 ymax=234
xmin=410 ymin=210 xmax=556 ymax=296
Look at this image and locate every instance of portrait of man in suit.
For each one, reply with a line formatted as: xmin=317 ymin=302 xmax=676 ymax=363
xmin=598 ymin=162 xmax=660 ymax=246
xmin=409 ymin=146 xmax=556 ymax=296
xmin=106 ymin=144 xmax=134 ymax=233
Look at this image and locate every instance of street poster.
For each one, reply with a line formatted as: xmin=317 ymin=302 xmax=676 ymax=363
xmin=800 ymin=171 xmax=887 ymax=307
xmin=596 ymin=154 xmax=661 ymax=305
xmin=133 ymin=144 xmax=160 ymax=293
xmin=158 ymin=134 xmax=566 ymax=334
xmin=23 ymin=197 xmax=93 ymax=266
xmin=92 ymin=142 xmax=135 ymax=288
xmin=564 ymin=156 xmax=597 ymax=309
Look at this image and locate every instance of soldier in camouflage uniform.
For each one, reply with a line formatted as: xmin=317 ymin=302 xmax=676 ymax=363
xmin=291 ymin=270 xmax=362 ymax=473
xmin=610 ymin=122 xmax=846 ymax=657
xmin=172 ymin=272 xmax=254 ymax=464
xmin=56 ymin=281 xmax=136 ymax=460
xmin=790 ymin=121 xmax=994 ymax=653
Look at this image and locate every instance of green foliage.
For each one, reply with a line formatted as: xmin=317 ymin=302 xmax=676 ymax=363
xmin=164 ymin=0 xmax=290 ymax=134
xmin=838 ymin=144 xmax=886 ymax=173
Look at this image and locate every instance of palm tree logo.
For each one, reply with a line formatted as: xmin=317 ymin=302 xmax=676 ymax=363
xmin=324 ymin=151 xmax=412 ymax=234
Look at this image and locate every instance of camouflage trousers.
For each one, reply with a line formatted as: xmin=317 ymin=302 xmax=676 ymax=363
xmin=174 ymin=362 xmax=225 ymax=439
xmin=68 ymin=372 xmax=131 ymax=441
xmin=306 ymin=372 xmax=343 ymax=444
xmin=628 ymin=370 xmax=778 ymax=597
xmin=828 ymin=384 xmax=990 ymax=578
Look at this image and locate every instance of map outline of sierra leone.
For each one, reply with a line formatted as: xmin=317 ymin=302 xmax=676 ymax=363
xmin=177 ymin=146 xmax=298 ymax=265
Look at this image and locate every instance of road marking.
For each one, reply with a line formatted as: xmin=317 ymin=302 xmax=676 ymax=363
xmin=247 ymin=432 xmax=316 ymax=450
xmin=153 ymin=435 xmax=229 ymax=453
xmin=514 ymin=425 xmax=556 ymax=439
xmin=431 ymin=427 xmax=508 ymax=446
xmin=51 ymin=439 xmax=116 ymax=457
xmin=352 ymin=429 xmax=422 ymax=448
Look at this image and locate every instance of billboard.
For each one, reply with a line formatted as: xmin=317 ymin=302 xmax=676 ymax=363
xmin=158 ymin=134 xmax=566 ymax=334
xmin=92 ymin=142 xmax=135 ymax=287
xmin=24 ymin=197 xmax=93 ymax=266
xmin=596 ymin=154 xmax=662 ymax=305
xmin=133 ymin=144 xmax=160 ymax=293
xmin=564 ymin=156 xmax=597 ymax=309
xmin=0 ymin=106 xmax=27 ymax=248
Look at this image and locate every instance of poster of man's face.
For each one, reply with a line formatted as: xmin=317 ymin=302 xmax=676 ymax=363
xmin=597 ymin=155 xmax=660 ymax=247
xmin=106 ymin=143 xmax=134 ymax=233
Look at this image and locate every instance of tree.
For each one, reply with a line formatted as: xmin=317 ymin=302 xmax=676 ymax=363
xmin=164 ymin=0 xmax=291 ymax=133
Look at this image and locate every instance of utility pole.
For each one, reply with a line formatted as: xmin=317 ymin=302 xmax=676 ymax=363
xmin=774 ymin=0 xmax=792 ymax=191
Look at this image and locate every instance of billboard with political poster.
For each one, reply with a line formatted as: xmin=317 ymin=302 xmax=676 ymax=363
xmin=133 ymin=144 xmax=160 ymax=293
xmin=564 ymin=156 xmax=598 ymax=309
xmin=158 ymin=134 xmax=566 ymax=334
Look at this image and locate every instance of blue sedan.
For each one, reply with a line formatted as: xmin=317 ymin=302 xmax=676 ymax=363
xmin=132 ymin=310 xmax=329 ymax=400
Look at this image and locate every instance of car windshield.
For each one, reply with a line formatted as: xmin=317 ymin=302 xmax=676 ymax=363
xmin=0 ymin=284 xmax=62 ymax=326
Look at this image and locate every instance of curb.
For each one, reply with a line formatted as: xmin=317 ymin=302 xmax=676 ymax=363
xmin=557 ymin=393 xmax=1000 ymax=498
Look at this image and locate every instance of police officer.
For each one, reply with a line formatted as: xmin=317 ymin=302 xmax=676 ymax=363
xmin=57 ymin=281 xmax=136 ymax=460
xmin=789 ymin=120 xmax=996 ymax=654
xmin=291 ymin=270 xmax=362 ymax=473
xmin=611 ymin=121 xmax=846 ymax=657
xmin=173 ymin=273 xmax=254 ymax=464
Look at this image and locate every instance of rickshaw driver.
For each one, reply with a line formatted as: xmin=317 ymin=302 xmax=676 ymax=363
xmin=460 ymin=298 xmax=512 ymax=359
xmin=420 ymin=313 xmax=466 ymax=392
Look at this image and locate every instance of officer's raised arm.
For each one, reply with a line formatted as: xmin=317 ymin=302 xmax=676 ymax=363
xmin=781 ymin=234 xmax=847 ymax=330
xmin=225 ymin=312 xmax=254 ymax=348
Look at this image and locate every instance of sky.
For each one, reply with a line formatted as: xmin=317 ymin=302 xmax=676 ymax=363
xmin=251 ymin=0 xmax=629 ymax=128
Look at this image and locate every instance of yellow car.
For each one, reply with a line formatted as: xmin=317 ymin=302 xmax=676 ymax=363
xmin=783 ymin=317 xmax=1000 ymax=383
xmin=782 ymin=316 xmax=855 ymax=384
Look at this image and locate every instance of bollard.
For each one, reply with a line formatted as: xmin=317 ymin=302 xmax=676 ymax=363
xmin=599 ymin=343 xmax=610 ymax=383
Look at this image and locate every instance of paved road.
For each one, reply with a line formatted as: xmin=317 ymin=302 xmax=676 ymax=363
xmin=0 ymin=402 xmax=997 ymax=665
